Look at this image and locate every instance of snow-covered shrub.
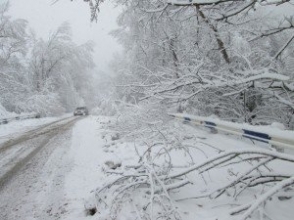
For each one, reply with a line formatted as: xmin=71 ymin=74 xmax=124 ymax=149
xmin=95 ymin=128 xmax=294 ymax=219
xmin=17 ymin=91 xmax=65 ymax=116
xmin=0 ymin=103 xmax=11 ymax=118
xmin=90 ymin=0 xmax=294 ymax=218
xmin=92 ymin=99 xmax=118 ymax=116
xmin=95 ymin=117 xmax=200 ymax=219
xmin=105 ymin=101 xmax=170 ymax=142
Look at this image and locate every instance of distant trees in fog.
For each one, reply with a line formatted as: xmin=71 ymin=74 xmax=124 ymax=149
xmin=0 ymin=2 xmax=98 ymax=116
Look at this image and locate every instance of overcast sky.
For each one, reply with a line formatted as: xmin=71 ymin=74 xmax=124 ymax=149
xmin=8 ymin=0 xmax=122 ymax=73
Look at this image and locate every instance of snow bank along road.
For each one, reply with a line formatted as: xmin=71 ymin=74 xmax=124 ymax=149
xmin=0 ymin=116 xmax=82 ymax=220
xmin=1 ymin=116 xmax=293 ymax=220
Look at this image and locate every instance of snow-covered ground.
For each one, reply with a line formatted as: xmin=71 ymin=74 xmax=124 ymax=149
xmin=90 ymin=116 xmax=294 ymax=220
xmin=0 ymin=114 xmax=71 ymax=144
xmin=52 ymin=116 xmax=292 ymax=220
xmin=52 ymin=116 xmax=140 ymax=219
xmin=1 ymin=116 xmax=293 ymax=220
xmin=0 ymin=116 xmax=128 ymax=219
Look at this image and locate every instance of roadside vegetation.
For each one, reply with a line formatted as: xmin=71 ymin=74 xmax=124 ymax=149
xmin=0 ymin=2 xmax=98 ymax=116
xmin=86 ymin=0 xmax=294 ymax=219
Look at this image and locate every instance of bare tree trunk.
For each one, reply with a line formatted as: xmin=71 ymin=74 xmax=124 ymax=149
xmin=196 ymin=5 xmax=230 ymax=64
xmin=169 ymin=37 xmax=180 ymax=78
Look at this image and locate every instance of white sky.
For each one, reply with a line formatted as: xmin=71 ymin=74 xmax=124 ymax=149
xmin=8 ymin=0 xmax=122 ymax=73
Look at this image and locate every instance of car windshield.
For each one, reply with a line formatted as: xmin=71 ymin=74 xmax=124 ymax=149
xmin=76 ymin=107 xmax=86 ymax=110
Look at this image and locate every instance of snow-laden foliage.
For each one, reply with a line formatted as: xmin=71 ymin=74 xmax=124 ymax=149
xmin=26 ymin=22 xmax=96 ymax=115
xmin=0 ymin=3 xmax=98 ymax=116
xmin=77 ymin=0 xmax=294 ymax=219
xmin=83 ymin=0 xmax=294 ymax=127
xmin=96 ymin=116 xmax=294 ymax=219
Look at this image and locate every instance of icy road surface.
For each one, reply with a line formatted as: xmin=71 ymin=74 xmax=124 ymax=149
xmin=0 ymin=116 xmax=108 ymax=220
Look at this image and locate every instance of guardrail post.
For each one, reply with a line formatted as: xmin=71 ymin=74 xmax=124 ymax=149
xmin=0 ymin=119 xmax=8 ymax=124
xmin=209 ymin=127 xmax=218 ymax=134
xmin=0 ymin=113 xmax=40 ymax=125
xmin=204 ymin=121 xmax=218 ymax=134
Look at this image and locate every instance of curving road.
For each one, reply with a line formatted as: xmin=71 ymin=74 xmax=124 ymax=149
xmin=0 ymin=116 xmax=82 ymax=220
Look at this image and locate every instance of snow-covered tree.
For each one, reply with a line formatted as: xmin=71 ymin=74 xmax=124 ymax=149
xmin=0 ymin=2 xmax=29 ymax=112
xmin=72 ymin=1 xmax=294 ymax=219
xmin=0 ymin=3 xmax=97 ymax=116
xmin=24 ymin=23 xmax=96 ymax=115
xmin=88 ymin=0 xmax=294 ymax=126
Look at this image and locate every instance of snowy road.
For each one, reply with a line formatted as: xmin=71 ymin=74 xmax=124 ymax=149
xmin=0 ymin=116 xmax=293 ymax=220
xmin=0 ymin=116 xmax=119 ymax=220
xmin=0 ymin=116 xmax=84 ymax=220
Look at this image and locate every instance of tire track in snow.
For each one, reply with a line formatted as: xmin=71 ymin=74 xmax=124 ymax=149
xmin=0 ymin=116 xmax=74 ymax=155
xmin=0 ymin=116 xmax=85 ymax=220
xmin=0 ymin=117 xmax=82 ymax=191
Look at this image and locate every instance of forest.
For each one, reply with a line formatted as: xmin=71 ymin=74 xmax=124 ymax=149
xmin=0 ymin=2 xmax=98 ymax=117
xmin=1 ymin=0 xmax=294 ymax=219
xmin=88 ymin=0 xmax=294 ymax=128
xmin=82 ymin=1 xmax=294 ymax=219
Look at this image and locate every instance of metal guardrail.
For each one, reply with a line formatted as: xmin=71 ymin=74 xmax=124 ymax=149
xmin=169 ymin=113 xmax=294 ymax=150
xmin=0 ymin=113 xmax=40 ymax=125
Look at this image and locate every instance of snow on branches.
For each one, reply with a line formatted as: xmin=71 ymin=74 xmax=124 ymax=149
xmin=95 ymin=140 xmax=294 ymax=219
xmin=75 ymin=0 xmax=294 ymax=127
xmin=0 ymin=2 xmax=100 ymax=116
xmin=95 ymin=113 xmax=294 ymax=219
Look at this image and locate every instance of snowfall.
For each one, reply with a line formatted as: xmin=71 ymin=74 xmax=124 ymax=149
xmin=0 ymin=114 xmax=294 ymax=220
